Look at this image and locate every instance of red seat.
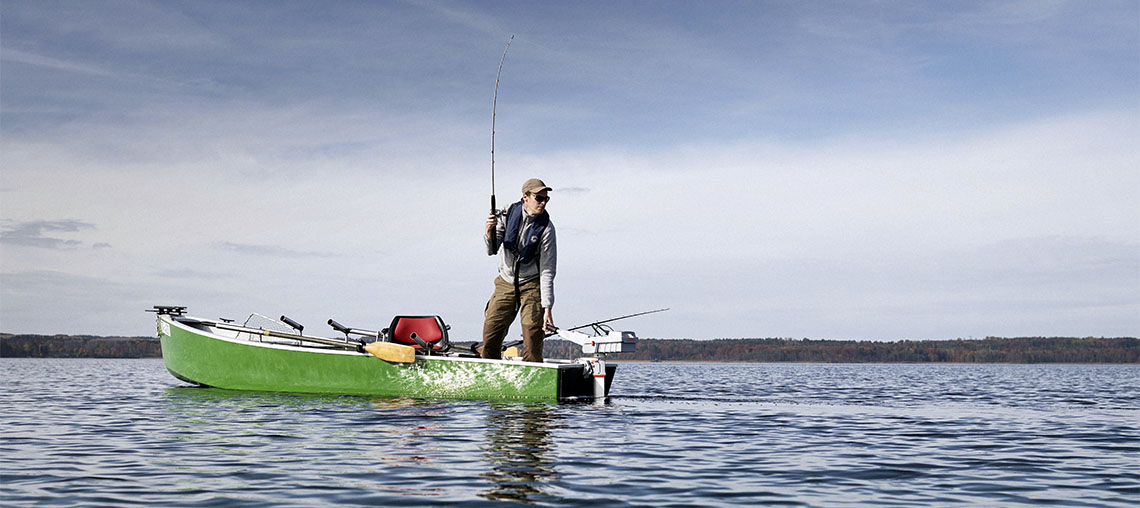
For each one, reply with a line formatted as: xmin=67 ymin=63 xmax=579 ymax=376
xmin=387 ymin=316 xmax=450 ymax=353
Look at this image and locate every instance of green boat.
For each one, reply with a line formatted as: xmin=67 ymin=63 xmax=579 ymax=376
xmin=152 ymin=306 xmax=638 ymax=401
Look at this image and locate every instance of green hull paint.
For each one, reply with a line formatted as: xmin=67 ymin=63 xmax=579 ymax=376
xmin=158 ymin=315 xmax=611 ymax=401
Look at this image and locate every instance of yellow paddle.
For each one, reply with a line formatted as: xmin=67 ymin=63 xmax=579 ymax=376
xmin=364 ymin=341 xmax=415 ymax=363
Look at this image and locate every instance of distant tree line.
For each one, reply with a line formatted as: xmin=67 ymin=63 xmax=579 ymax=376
xmin=542 ymin=336 xmax=1139 ymax=363
xmin=3 ymin=333 xmax=1136 ymax=363
xmin=1 ymin=334 xmax=161 ymax=358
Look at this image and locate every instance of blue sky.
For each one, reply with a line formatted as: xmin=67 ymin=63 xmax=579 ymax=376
xmin=2 ymin=0 xmax=1137 ymax=340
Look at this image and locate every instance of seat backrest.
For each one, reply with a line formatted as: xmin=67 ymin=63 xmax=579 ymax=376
xmin=387 ymin=316 xmax=450 ymax=352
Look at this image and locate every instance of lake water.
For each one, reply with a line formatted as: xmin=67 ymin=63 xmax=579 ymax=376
xmin=1 ymin=359 xmax=1137 ymax=507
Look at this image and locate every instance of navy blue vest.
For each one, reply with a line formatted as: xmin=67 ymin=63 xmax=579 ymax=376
xmin=503 ymin=200 xmax=549 ymax=265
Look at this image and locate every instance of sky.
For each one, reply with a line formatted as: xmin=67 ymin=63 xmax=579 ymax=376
xmin=1 ymin=0 xmax=1137 ymax=341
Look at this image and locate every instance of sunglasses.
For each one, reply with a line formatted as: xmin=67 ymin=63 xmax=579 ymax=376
xmin=530 ymin=194 xmax=550 ymax=203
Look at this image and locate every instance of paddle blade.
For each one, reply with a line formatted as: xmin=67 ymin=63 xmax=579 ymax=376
xmin=503 ymin=346 xmax=521 ymax=358
xmin=364 ymin=341 xmax=415 ymax=363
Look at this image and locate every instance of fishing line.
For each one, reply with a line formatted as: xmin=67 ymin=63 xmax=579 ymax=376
xmin=491 ymin=34 xmax=514 ymax=213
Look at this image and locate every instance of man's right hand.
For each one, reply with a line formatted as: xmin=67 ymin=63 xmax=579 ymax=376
xmin=485 ymin=214 xmax=498 ymax=238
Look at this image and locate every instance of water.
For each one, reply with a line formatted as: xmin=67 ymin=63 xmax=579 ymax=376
xmin=1 ymin=359 xmax=1137 ymax=507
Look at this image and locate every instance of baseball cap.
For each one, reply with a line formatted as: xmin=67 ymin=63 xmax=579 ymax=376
xmin=521 ymin=178 xmax=552 ymax=195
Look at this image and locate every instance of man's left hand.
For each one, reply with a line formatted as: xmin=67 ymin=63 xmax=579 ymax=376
xmin=543 ymin=308 xmax=554 ymax=331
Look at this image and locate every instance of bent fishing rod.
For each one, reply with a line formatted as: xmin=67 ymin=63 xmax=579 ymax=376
xmin=490 ymin=35 xmax=514 ymax=214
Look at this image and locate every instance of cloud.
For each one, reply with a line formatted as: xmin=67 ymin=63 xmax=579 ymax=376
xmin=579 ymin=234 xmax=1139 ymax=340
xmin=0 ymin=1 xmax=1135 ymax=339
xmin=0 ymin=220 xmax=97 ymax=250
xmin=214 ymin=241 xmax=338 ymax=259
xmin=408 ymin=0 xmax=508 ymax=39
xmin=0 ymin=269 xmax=140 ymax=333
xmin=0 ymin=48 xmax=115 ymax=77
xmin=554 ymin=186 xmax=590 ymax=195
xmin=155 ymin=268 xmax=230 ymax=280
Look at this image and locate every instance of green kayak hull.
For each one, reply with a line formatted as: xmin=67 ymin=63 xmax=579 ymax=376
xmin=157 ymin=314 xmax=614 ymax=401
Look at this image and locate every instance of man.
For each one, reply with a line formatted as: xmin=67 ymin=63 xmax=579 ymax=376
xmin=482 ymin=178 xmax=557 ymax=362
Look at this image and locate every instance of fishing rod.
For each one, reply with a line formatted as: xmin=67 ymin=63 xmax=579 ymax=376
xmin=490 ymin=34 xmax=514 ymax=214
xmin=564 ymin=308 xmax=670 ymax=335
xmin=540 ymin=308 xmax=670 ymax=339
xmin=490 ymin=308 xmax=669 ymax=353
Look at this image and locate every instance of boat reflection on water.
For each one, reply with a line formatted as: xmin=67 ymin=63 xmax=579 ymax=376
xmin=479 ymin=403 xmax=560 ymax=502
xmin=160 ymin=386 xmax=565 ymax=502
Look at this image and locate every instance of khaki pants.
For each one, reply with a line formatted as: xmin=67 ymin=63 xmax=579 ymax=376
xmin=482 ymin=276 xmax=544 ymax=362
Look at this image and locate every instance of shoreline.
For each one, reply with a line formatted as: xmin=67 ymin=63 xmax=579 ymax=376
xmin=3 ymin=334 xmax=1137 ymax=363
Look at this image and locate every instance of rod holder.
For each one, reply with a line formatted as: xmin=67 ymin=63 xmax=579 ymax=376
xmin=280 ymin=315 xmax=304 ymax=334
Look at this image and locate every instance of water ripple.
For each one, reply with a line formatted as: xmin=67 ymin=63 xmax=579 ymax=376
xmin=1 ymin=359 xmax=1137 ymax=506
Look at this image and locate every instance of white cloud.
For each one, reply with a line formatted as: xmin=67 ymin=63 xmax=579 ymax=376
xmin=3 ymin=105 xmax=1136 ymax=338
xmin=1 ymin=1 xmax=1136 ymax=339
xmin=0 ymin=48 xmax=115 ymax=77
xmin=0 ymin=220 xmax=98 ymax=249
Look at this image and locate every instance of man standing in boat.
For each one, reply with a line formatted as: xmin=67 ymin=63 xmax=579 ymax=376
xmin=482 ymin=178 xmax=556 ymax=362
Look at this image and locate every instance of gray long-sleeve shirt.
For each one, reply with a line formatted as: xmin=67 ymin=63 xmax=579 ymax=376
xmin=485 ymin=209 xmax=557 ymax=308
